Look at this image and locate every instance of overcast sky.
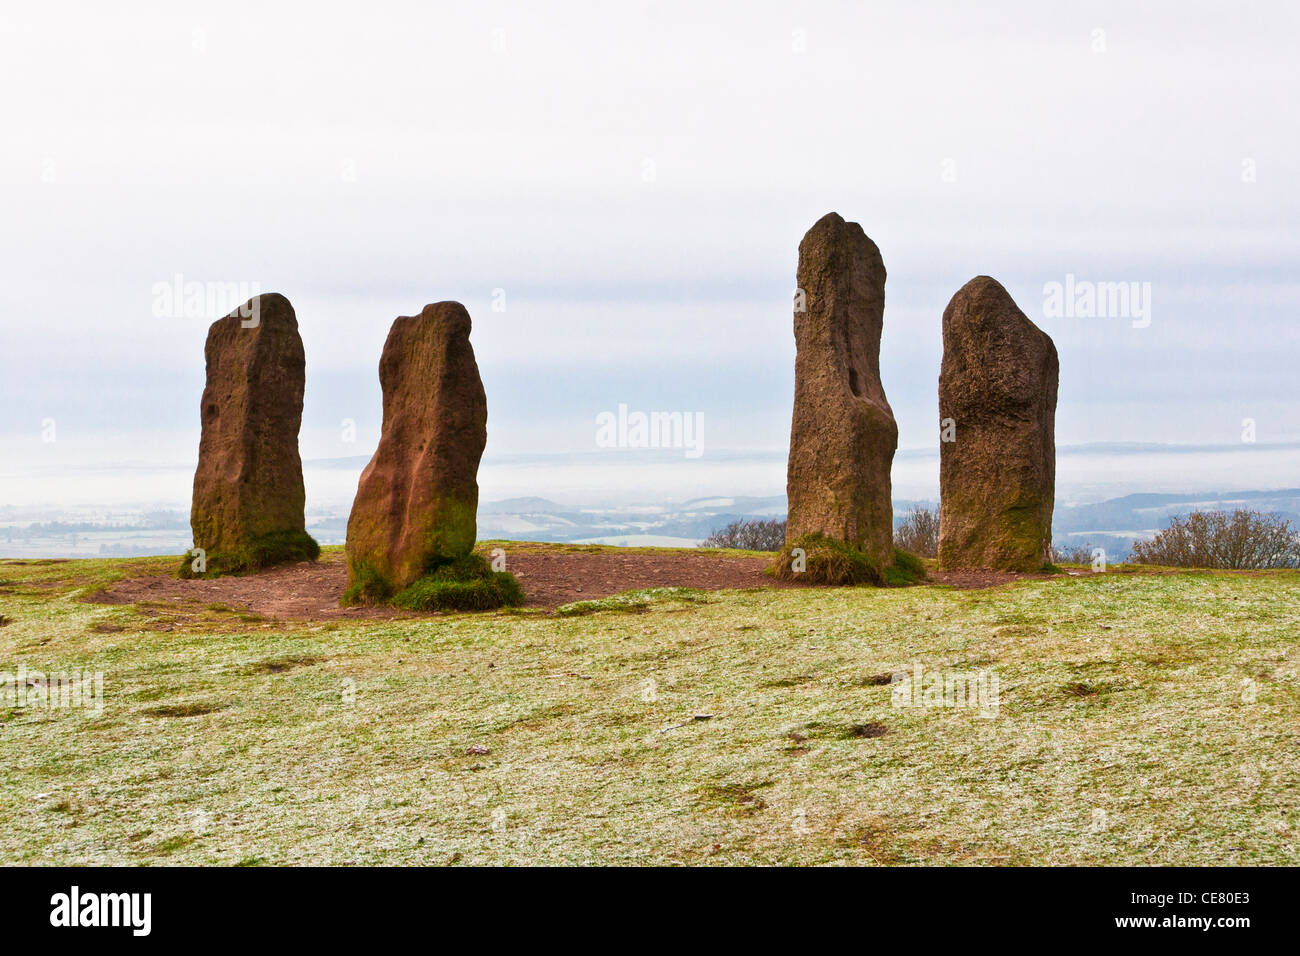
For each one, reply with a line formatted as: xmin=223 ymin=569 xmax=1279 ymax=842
xmin=2 ymin=1 xmax=1297 ymax=486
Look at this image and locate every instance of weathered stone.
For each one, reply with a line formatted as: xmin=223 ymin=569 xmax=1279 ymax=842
xmin=344 ymin=302 xmax=487 ymax=599
xmin=938 ymin=276 xmax=1058 ymax=571
xmin=189 ymin=293 xmax=317 ymax=575
xmin=784 ymin=212 xmax=898 ymax=568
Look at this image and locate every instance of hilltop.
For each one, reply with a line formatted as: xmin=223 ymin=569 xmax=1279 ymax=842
xmin=0 ymin=546 xmax=1295 ymax=865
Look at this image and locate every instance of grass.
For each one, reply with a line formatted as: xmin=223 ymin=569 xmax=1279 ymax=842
xmin=0 ymin=547 xmax=1297 ymax=865
xmin=394 ymin=554 xmax=523 ymax=612
xmin=556 ymin=587 xmax=708 ymax=617
xmin=392 ymin=574 xmax=523 ymax=612
xmin=345 ymin=553 xmax=523 ymax=612
xmin=884 ymin=547 xmax=927 ymax=586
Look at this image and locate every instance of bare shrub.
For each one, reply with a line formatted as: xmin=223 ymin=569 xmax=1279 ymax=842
xmin=1130 ymin=510 xmax=1300 ymax=569
xmin=894 ymin=507 xmax=939 ymax=558
xmin=1053 ymin=542 xmax=1098 ymax=565
xmin=703 ymin=518 xmax=786 ymax=552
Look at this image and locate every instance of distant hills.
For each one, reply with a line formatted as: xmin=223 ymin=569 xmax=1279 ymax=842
xmin=1051 ymin=489 xmax=1300 ymax=559
xmin=479 ymin=496 xmax=567 ymax=514
xmin=475 ymin=494 xmax=788 ymax=547
xmin=471 ymin=489 xmax=1300 ymax=556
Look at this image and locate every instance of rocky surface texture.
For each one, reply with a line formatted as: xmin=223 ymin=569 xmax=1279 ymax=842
xmin=785 ymin=212 xmax=898 ymax=570
xmin=188 ymin=293 xmax=317 ymax=576
xmin=344 ymin=301 xmax=488 ymax=599
xmin=939 ymin=276 xmax=1059 ymax=571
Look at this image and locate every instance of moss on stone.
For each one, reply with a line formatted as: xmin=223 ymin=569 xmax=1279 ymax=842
xmin=340 ymin=560 xmax=395 ymax=606
xmin=939 ymin=493 xmax=1052 ymax=572
xmin=416 ymin=499 xmax=480 ymax=569
xmin=179 ymin=530 xmax=320 ymax=579
xmin=345 ymin=497 xmax=481 ymax=597
xmin=766 ymin=535 xmax=926 ymax=588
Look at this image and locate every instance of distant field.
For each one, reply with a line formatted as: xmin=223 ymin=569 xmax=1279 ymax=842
xmin=0 ymin=546 xmax=1296 ymax=865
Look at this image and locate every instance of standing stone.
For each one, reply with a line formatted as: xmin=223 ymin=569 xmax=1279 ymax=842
xmin=938 ymin=276 xmax=1058 ymax=571
xmin=344 ymin=302 xmax=487 ymax=598
xmin=188 ymin=293 xmax=317 ymax=576
xmin=785 ymin=212 xmax=898 ymax=568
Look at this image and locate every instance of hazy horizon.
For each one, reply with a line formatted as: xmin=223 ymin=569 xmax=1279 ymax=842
xmin=5 ymin=441 xmax=1298 ymax=515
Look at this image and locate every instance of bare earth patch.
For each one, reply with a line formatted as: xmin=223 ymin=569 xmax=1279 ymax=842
xmin=927 ymin=568 xmax=1060 ymax=589
xmin=78 ymin=545 xmax=1057 ymax=621
xmin=81 ymin=550 xmax=405 ymax=622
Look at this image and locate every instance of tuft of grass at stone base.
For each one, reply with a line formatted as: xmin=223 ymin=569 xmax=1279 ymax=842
xmin=390 ymin=553 xmax=524 ymax=612
xmin=884 ymin=548 xmax=927 ymax=586
xmin=769 ymin=532 xmax=882 ymax=585
xmin=768 ymin=534 xmax=925 ymax=587
xmin=392 ymin=574 xmax=523 ymax=612
xmin=344 ymin=553 xmax=523 ymax=612
xmin=178 ymin=530 xmax=320 ymax=579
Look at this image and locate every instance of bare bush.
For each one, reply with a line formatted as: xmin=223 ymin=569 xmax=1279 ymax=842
xmin=1130 ymin=510 xmax=1300 ymax=569
xmin=703 ymin=518 xmax=786 ymax=552
xmin=1053 ymin=542 xmax=1098 ymax=565
xmin=894 ymin=506 xmax=939 ymax=558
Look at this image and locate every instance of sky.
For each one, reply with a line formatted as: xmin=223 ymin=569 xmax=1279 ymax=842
xmin=2 ymin=1 xmax=1297 ymax=508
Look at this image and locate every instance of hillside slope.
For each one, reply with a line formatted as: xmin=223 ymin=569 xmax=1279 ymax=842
xmin=0 ymin=549 xmax=1296 ymax=865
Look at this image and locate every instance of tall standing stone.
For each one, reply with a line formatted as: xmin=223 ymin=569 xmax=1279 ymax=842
xmin=938 ymin=276 xmax=1059 ymax=571
xmin=344 ymin=302 xmax=487 ymax=598
xmin=188 ymin=293 xmax=317 ymax=576
xmin=785 ymin=212 xmax=899 ymax=568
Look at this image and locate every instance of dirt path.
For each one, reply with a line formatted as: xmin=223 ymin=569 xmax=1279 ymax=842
xmin=81 ymin=547 xmax=1059 ymax=622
